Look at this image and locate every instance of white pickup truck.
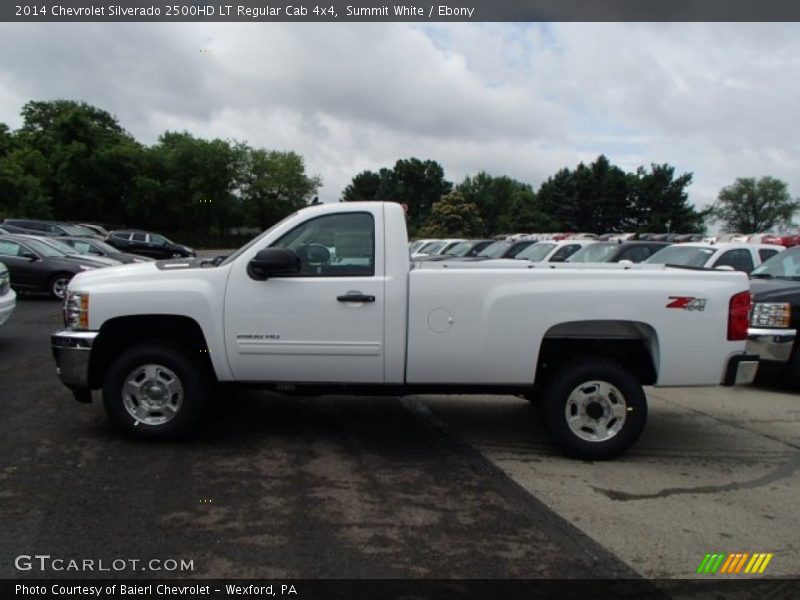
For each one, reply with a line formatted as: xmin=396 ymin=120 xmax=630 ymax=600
xmin=52 ymin=202 xmax=758 ymax=459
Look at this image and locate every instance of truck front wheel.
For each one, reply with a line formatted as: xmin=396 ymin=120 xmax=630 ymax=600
xmin=540 ymin=359 xmax=647 ymax=460
xmin=102 ymin=342 xmax=208 ymax=440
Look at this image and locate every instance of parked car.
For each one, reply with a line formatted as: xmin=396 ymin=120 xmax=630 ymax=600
xmin=18 ymin=235 xmax=123 ymax=267
xmin=52 ymin=201 xmax=758 ymax=460
xmin=429 ymin=239 xmax=465 ymax=256
xmin=757 ymin=233 xmax=800 ymax=248
xmin=567 ymin=241 xmax=672 ymax=264
xmin=0 ymin=234 xmax=104 ymax=299
xmin=458 ymin=239 xmax=537 ymax=260
xmin=408 ymin=239 xmax=437 ymax=254
xmin=410 ymin=240 xmax=446 ymax=259
xmin=105 ymin=230 xmax=195 ymax=259
xmin=746 ymin=247 xmax=800 ymax=386
xmin=0 ymin=261 xmax=16 ymax=327
xmin=645 ymin=242 xmax=783 ymax=274
xmin=79 ymin=223 xmax=110 ymax=237
xmin=514 ymin=240 xmax=596 ymax=263
xmin=56 ymin=236 xmax=153 ymax=264
xmin=1 ymin=219 xmax=98 ymax=238
xmin=419 ymin=239 xmax=495 ymax=261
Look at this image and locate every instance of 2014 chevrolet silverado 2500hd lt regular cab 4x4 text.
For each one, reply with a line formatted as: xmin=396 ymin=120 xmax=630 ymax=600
xmin=51 ymin=202 xmax=758 ymax=460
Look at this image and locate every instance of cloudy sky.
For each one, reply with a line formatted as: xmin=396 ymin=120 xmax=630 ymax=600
xmin=1 ymin=22 xmax=799 ymax=214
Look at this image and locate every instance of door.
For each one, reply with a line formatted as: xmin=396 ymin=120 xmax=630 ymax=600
xmin=0 ymin=240 xmax=40 ymax=289
xmin=224 ymin=210 xmax=385 ymax=383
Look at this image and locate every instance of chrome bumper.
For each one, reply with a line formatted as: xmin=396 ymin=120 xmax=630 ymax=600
xmin=722 ymin=354 xmax=760 ymax=386
xmin=52 ymin=329 xmax=98 ymax=389
xmin=746 ymin=327 xmax=796 ymax=363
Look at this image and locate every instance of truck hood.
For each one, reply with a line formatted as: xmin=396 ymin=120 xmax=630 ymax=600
xmin=749 ymin=278 xmax=800 ymax=301
xmin=68 ymin=257 xmax=218 ymax=290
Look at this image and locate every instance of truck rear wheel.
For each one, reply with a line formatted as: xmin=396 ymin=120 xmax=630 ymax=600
xmin=102 ymin=342 xmax=208 ymax=440
xmin=540 ymin=358 xmax=647 ymax=460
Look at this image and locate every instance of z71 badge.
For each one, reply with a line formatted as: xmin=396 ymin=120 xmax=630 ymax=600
xmin=667 ymin=296 xmax=707 ymax=311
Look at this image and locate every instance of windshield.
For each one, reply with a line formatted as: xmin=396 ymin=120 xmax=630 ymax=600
xmin=444 ymin=241 xmax=474 ymax=256
xmin=567 ymin=243 xmax=618 ymax=263
xmin=42 ymin=238 xmax=83 ymax=254
xmin=24 ymin=238 xmax=67 ymax=257
xmin=751 ymin=247 xmax=800 ymax=279
xmin=515 ymin=243 xmax=556 ymax=262
xmin=220 ymin=212 xmax=299 ymax=266
xmin=478 ymin=241 xmax=511 ymax=258
xmin=63 ymin=224 xmax=90 ymax=235
xmin=645 ymin=246 xmax=716 ymax=267
xmin=419 ymin=241 xmax=445 ymax=255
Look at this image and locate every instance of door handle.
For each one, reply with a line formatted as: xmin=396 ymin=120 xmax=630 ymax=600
xmin=337 ymin=294 xmax=375 ymax=303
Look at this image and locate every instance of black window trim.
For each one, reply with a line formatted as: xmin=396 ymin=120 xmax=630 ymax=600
xmin=268 ymin=211 xmax=376 ymax=278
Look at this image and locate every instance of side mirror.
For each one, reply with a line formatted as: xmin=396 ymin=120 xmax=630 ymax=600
xmin=715 ymin=265 xmax=735 ymax=271
xmin=549 ymin=256 xmax=566 ymax=263
xmin=22 ymin=252 xmax=38 ymax=261
xmin=247 ymin=248 xmax=301 ymax=281
xmin=618 ymin=259 xmax=634 ymax=265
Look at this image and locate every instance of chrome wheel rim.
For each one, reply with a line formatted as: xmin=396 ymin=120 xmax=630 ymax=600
xmin=122 ymin=364 xmax=184 ymax=426
xmin=52 ymin=277 xmax=71 ymax=299
xmin=564 ymin=380 xmax=627 ymax=442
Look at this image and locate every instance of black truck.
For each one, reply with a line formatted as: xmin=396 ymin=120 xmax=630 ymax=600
xmin=747 ymin=246 xmax=800 ymax=386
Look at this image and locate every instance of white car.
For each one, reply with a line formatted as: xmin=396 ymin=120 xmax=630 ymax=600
xmin=0 ymin=262 xmax=16 ymax=327
xmin=52 ymin=202 xmax=758 ymax=460
xmin=645 ymin=242 xmax=784 ymax=273
xmin=514 ymin=240 xmax=596 ymax=263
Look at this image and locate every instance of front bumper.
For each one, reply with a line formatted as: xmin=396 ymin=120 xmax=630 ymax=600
xmin=52 ymin=329 xmax=98 ymax=393
xmin=722 ymin=353 xmax=760 ymax=386
xmin=746 ymin=327 xmax=796 ymax=364
xmin=0 ymin=288 xmax=16 ymax=326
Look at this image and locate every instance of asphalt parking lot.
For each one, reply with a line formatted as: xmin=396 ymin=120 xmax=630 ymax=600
xmin=1 ymin=297 xmax=798 ymax=581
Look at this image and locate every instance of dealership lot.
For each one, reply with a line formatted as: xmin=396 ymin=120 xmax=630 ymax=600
xmin=1 ymin=298 xmax=798 ymax=579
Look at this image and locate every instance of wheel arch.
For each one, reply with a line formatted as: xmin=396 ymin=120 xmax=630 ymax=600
xmin=536 ymin=320 xmax=660 ymax=386
xmin=88 ymin=314 xmax=217 ymax=389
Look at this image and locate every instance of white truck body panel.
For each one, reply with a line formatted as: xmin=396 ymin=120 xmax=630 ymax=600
xmin=67 ymin=201 xmax=750 ymax=389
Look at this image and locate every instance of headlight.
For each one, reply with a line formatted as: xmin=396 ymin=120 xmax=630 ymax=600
xmin=79 ymin=265 xmax=96 ymax=271
xmin=750 ymin=302 xmax=791 ymax=328
xmin=63 ymin=291 xmax=89 ymax=329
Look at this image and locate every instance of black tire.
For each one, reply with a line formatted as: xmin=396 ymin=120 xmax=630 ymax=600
xmin=48 ymin=272 xmax=73 ymax=300
xmin=102 ymin=342 xmax=209 ymax=440
xmin=539 ymin=358 xmax=647 ymax=460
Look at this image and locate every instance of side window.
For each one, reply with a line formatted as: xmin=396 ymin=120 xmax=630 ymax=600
xmin=131 ymin=233 xmax=147 ymax=242
xmin=550 ymin=244 xmax=579 ymax=262
xmin=716 ymin=249 xmax=755 ymax=273
xmin=0 ymin=241 xmax=22 ymax=257
xmin=25 ymin=222 xmax=45 ymax=232
xmin=619 ymin=246 xmax=650 ymax=263
xmin=73 ymin=241 xmax=92 ymax=253
xmin=759 ymin=249 xmax=779 ymax=262
xmin=271 ymin=212 xmax=375 ymax=277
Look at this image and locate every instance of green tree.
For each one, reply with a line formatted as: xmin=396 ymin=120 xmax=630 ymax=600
xmin=342 ymin=158 xmax=451 ymax=231
xmin=341 ymin=170 xmax=382 ymax=201
xmin=456 ymin=172 xmax=543 ymax=235
xmin=536 ymin=156 xmax=628 ymax=233
xmin=240 ymin=148 xmax=321 ymax=229
xmin=15 ymin=100 xmax=142 ymax=223
xmin=710 ymin=176 xmax=798 ymax=233
xmin=626 ymin=164 xmax=704 ymax=233
xmin=418 ymin=191 xmax=484 ymax=237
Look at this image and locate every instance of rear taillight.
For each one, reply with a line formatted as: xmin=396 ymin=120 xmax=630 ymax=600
xmin=728 ymin=291 xmax=752 ymax=341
